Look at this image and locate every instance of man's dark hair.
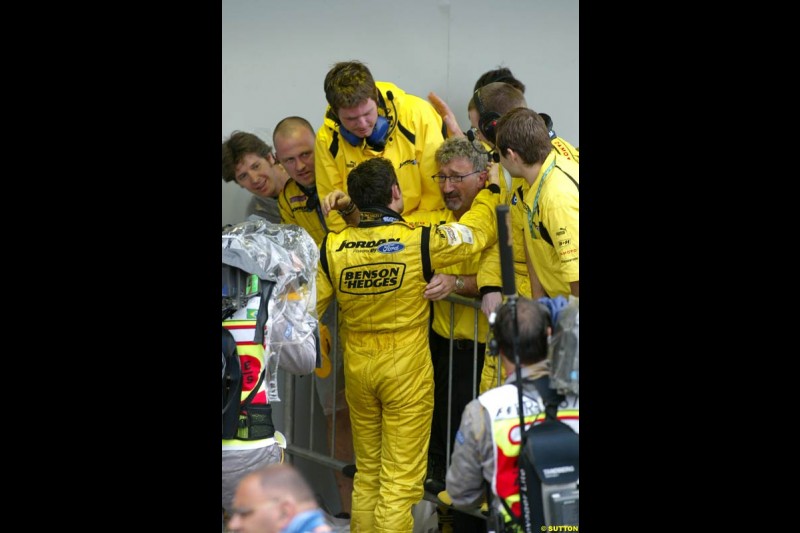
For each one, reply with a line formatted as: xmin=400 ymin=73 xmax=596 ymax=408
xmin=222 ymin=131 xmax=272 ymax=183
xmin=495 ymin=107 xmax=552 ymax=166
xmin=323 ymin=60 xmax=379 ymax=115
xmin=347 ymin=157 xmax=397 ymax=209
xmin=493 ymin=297 xmax=551 ymax=365
xmin=469 ymin=81 xmax=527 ymax=115
xmin=474 ymin=67 xmax=526 ymax=94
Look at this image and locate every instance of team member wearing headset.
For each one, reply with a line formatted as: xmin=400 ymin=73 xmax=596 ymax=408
xmin=430 ymin=81 xmax=580 ymax=393
xmin=315 ymin=60 xmax=446 ymax=232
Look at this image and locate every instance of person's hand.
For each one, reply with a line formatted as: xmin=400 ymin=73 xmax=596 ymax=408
xmin=423 ymin=273 xmax=457 ymax=301
xmin=428 ymin=91 xmax=465 ymax=138
xmin=321 ymin=190 xmax=351 ymax=216
xmin=485 ymin=161 xmax=500 ymax=187
xmin=481 ymin=291 xmax=502 ymax=319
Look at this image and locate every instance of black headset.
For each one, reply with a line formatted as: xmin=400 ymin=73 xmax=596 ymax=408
xmin=539 ymin=112 xmax=557 ymax=139
xmin=487 ymin=299 xmax=553 ymax=358
xmin=338 ymin=90 xmax=397 ymax=151
xmin=473 ymin=88 xmax=501 ymax=145
xmin=466 ymin=129 xmax=500 ymax=163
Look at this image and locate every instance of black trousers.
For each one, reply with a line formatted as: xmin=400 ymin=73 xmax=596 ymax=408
xmin=428 ymin=330 xmax=486 ymax=461
xmin=429 ymin=330 xmax=488 ymax=531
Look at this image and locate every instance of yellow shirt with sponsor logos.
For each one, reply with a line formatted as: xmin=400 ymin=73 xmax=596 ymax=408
xmin=316 ymin=187 xmax=501 ymax=331
xmin=477 ymin=135 xmax=578 ymax=298
xmin=476 ymin=173 xmax=532 ymax=299
xmin=523 ymin=151 xmax=579 ymax=298
xmin=551 ymin=136 xmax=579 ymax=163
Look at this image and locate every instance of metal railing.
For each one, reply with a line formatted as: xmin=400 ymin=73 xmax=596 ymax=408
xmin=282 ymin=294 xmax=494 ymax=517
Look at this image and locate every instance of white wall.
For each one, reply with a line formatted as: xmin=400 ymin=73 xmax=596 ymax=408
xmin=222 ymin=0 xmax=578 ymax=226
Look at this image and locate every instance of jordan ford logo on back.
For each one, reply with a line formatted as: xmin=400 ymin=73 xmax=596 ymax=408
xmin=377 ymin=242 xmax=404 ymax=253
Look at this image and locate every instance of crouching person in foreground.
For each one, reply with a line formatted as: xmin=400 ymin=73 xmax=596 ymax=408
xmin=445 ymin=297 xmax=579 ymax=530
xmin=222 ymin=219 xmax=321 ymax=524
xmin=229 ymin=463 xmax=334 ymax=533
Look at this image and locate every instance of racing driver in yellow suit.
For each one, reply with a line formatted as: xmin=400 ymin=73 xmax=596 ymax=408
xmin=316 ymin=157 xmax=503 ymax=533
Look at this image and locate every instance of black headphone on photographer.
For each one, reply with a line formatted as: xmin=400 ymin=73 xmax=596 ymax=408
xmin=334 ymin=90 xmax=397 ymax=151
xmin=487 ymin=299 xmax=552 ymax=358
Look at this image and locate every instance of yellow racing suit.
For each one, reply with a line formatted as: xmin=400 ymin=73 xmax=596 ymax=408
xmin=406 ymin=208 xmax=493 ymax=484
xmin=316 ymin=186 xmax=502 ymax=533
xmin=315 ymin=81 xmax=446 ymax=232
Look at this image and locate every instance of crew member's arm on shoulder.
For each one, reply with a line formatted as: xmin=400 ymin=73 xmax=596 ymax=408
xmin=446 ymin=400 xmax=491 ymax=509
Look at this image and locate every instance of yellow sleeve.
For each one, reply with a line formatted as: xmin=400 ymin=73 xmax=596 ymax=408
xmin=407 ymin=95 xmax=446 ymax=213
xmin=315 ymin=242 xmax=335 ymax=319
xmin=315 ymin=120 xmax=347 ymax=233
xmin=477 ymin=239 xmax=502 ymax=290
xmin=278 ymin=186 xmax=293 ymax=225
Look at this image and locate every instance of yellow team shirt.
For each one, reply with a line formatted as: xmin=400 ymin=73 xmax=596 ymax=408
xmin=315 ymin=81 xmax=446 ymax=232
xmin=522 ymin=150 xmax=579 ymax=298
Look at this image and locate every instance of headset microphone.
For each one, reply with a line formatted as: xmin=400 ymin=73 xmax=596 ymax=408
xmin=466 ymin=129 xmax=500 ymax=163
